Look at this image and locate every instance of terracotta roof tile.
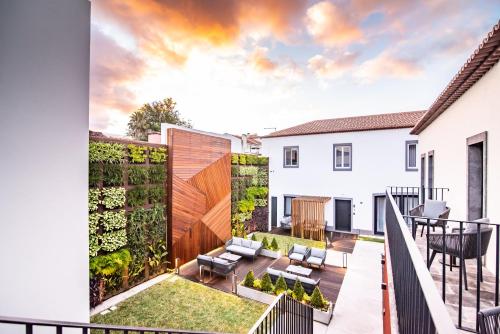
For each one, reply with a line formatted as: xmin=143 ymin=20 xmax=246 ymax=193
xmin=263 ymin=111 xmax=425 ymax=138
xmin=411 ymin=20 xmax=500 ymax=134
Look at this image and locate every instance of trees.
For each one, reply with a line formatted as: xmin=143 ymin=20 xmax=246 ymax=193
xmin=127 ymin=98 xmax=192 ymax=141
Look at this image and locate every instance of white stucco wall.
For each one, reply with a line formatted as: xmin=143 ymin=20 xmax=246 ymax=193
xmin=261 ymin=128 xmax=419 ymax=234
xmin=0 ymin=0 xmax=90 ymax=325
xmin=417 ymin=61 xmax=500 ymax=269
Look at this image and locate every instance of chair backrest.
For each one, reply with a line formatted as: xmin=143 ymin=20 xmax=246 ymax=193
xmin=292 ymin=244 xmax=308 ymax=255
xmin=423 ymin=200 xmax=447 ymax=218
xmin=197 ymin=254 xmax=213 ymax=268
xmin=478 ymin=306 xmax=500 ymax=334
xmin=463 ymin=227 xmax=493 ymax=259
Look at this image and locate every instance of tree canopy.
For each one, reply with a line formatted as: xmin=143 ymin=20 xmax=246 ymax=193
xmin=127 ymin=98 xmax=192 ymax=141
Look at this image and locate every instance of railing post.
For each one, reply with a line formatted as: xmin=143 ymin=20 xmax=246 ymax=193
xmin=442 ymin=222 xmax=446 ymax=302
xmin=458 ymin=221 xmax=463 ymax=329
xmin=476 ymin=225 xmax=482 ymax=332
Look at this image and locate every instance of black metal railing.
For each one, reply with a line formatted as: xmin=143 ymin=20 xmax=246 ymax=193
xmin=385 ymin=190 xmax=457 ymax=334
xmin=388 ymin=186 xmax=449 ymax=223
xmin=247 ymin=293 xmax=313 ymax=334
xmin=388 ymin=187 xmax=500 ymax=333
xmin=0 ymin=316 xmax=222 ymax=334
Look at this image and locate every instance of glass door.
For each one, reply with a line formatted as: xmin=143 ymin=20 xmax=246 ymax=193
xmin=375 ymin=196 xmax=386 ymax=235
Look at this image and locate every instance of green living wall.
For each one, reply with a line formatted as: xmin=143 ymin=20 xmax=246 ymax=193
xmin=231 ymin=154 xmax=269 ymax=237
xmin=88 ymin=136 xmax=168 ymax=307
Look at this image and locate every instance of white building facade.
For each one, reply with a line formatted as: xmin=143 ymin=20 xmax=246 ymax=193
xmin=261 ymin=112 xmax=423 ymax=235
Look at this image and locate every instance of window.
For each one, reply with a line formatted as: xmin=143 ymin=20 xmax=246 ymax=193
xmin=283 ymin=146 xmax=299 ymax=168
xmin=406 ymin=140 xmax=418 ymax=171
xmin=284 ymin=196 xmax=296 ymax=216
xmin=333 ymin=144 xmax=352 ymax=171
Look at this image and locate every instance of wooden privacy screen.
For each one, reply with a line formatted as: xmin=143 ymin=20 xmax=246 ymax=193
xmin=291 ymin=196 xmax=331 ymax=241
xmin=167 ymin=128 xmax=231 ymax=267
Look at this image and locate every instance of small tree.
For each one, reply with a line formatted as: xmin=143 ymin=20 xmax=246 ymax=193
xmin=251 ymin=234 xmax=257 ymax=241
xmin=261 ymin=273 xmax=274 ymax=293
xmin=310 ymin=286 xmax=327 ymax=309
xmin=243 ymin=270 xmax=255 ymax=288
xmin=270 ymin=237 xmax=279 ymax=251
xmin=292 ymin=279 xmax=305 ymax=301
xmin=261 ymin=236 xmax=269 ymax=249
xmin=274 ymin=275 xmax=288 ymax=295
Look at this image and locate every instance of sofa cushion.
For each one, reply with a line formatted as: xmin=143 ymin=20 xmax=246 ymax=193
xmin=241 ymin=239 xmax=252 ymax=248
xmin=423 ymin=200 xmax=447 ymax=218
xmin=232 ymin=237 xmax=242 ymax=246
xmin=250 ymin=241 xmax=262 ymax=250
xmin=298 ymin=276 xmax=316 ymax=285
xmin=267 ymin=268 xmax=282 ymax=277
xmin=294 ymin=244 xmax=308 ymax=255
xmin=213 ymin=257 xmax=228 ymax=265
xmin=465 ymin=218 xmax=490 ymax=232
xmin=283 ymin=272 xmax=298 ymax=281
xmin=415 ymin=217 xmax=438 ymax=225
xmin=227 ymin=245 xmax=255 ymax=256
xmin=310 ymin=248 xmax=325 ymax=258
xmin=289 ymin=252 xmax=304 ymax=261
xmin=197 ymin=254 xmax=212 ymax=261
xmin=307 ymin=256 xmax=323 ymax=266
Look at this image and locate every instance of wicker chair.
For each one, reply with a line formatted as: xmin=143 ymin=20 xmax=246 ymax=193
xmin=479 ymin=306 xmax=500 ymax=334
xmin=428 ymin=219 xmax=492 ymax=290
xmin=410 ymin=200 xmax=450 ymax=237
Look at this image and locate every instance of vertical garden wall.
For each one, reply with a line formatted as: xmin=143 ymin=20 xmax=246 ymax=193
xmin=88 ymin=134 xmax=168 ymax=307
xmin=231 ymin=154 xmax=269 ymax=236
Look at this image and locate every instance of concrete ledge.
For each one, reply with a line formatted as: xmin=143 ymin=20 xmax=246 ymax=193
xmin=237 ymin=285 xmax=277 ymax=305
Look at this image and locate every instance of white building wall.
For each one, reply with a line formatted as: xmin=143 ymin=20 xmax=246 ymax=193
xmin=261 ymin=128 xmax=419 ymax=234
xmin=417 ymin=61 xmax=500 ymax=269
xmin=0 ymin=0 xmax=90 ymax=325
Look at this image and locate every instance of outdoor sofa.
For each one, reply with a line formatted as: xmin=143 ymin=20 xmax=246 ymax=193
xmin=306 ymin=247 xmax=327 ymax=268
xmin=288 ymin=244 xmax=311 ymax=264
xmin=410 ymin=199 xmax=450 ymax=237
xmin=266 ymin=267 xmax=320 ymax=295
xmin=225 ymin=237 xmax=262 ymax=260
xmin=196 ymin=254 xmax=237 ymax=281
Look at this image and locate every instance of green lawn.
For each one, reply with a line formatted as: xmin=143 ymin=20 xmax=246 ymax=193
xmin=91 ymin=276 xmax=267 ymax=334
xmin=251 ymin=232 xmax=325 ymax=253
xmin=358 ymin=235 xmax=385 ymax=243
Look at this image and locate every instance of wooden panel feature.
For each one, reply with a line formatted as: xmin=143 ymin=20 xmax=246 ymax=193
xmin=167 ymin=128 xmax=231 ymax=267
xmin=291 ymin=196 xmax=331 ymax=241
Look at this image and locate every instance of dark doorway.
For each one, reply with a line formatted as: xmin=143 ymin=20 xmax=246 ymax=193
xmin=420 ymin=154 xmax=426 ymax=203
xmin=467 ymin=132 xmax=487 ymax=220
xmin=428 ymin=151 xmax=434 ymax=199
xmin=374 ymin=196 xmax=385 ymax=235
xmin=271 ymin=196 xmax=277 ymax=228
xmin=335 ymin=199 xmax=352 ymax=232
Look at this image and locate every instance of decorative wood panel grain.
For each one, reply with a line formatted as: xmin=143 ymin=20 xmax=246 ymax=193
xmin=167 ymin=128 xmax=231 ymax=266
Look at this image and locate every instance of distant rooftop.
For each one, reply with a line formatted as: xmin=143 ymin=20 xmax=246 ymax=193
xmin=263 ymin=111 xmax=425 ymax=138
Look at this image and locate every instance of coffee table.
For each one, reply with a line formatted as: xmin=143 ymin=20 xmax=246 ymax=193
xmin=286 ymin=264 xmax=312 ymax=277
xmin=218 ymin=252 xmax=242 ymax=262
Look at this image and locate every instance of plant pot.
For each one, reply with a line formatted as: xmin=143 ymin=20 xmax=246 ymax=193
xmin=260 ymin=248 xmax=282 ymax=259
xmin=313 ymin=302 xmax=333 ymax=325
xmin=237 ymin=284 xmax=277 ymax=305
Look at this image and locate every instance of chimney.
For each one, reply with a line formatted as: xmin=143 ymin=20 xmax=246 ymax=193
xmin=241 ymin=134 xmax=248 ymax=153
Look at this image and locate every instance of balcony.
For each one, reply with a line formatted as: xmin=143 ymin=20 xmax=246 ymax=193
xmin=385 ymin=187 xmax=500 ymax=333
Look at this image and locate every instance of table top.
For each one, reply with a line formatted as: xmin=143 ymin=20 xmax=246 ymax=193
xmin=218 ymin=252 xmax=242 ymax=262
xmin=286 ymin=264 xmax=313 ymax=277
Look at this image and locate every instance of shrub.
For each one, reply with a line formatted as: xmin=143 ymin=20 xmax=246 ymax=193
xmin=103 ymin=163 xmax=123 ymax=186
xmin=89 ymin=248 xmax=131 ymax=278
xmin=310 ymin=286 xmax=328 ymax=309
xmin=261 ymin=236 xmax=269 ymax=249
xmin=261 ymin=273 xmax=274 ymax=293
xmin=89 ymin=188 xmax=101 ymax=212
xmin=149 ymin=185 xmax=165 ymax=204
xmin=149 ymin=203 xmax=166 ymax=223
xmin=89 ymin=163 xmax=101 ymax=187
xmin=253 ymin=279 xmax=262 ymax=290
xmin=128 ymin=166 xmax=148 ymax=185
xmin=239 ymin=154 xmax=246 ymax=165
xmin=127 ymin=186 xmax=148 ymax=207
xmin=292 ymin=279 xmax=305 ymax=301
xmin=149 ymin=147 xmax=167 ymax=163
xmin=270 ymin=238 xmax=279 ymax=251
xmin=243 ymin=270 xmax=255 ymax=287
xmin=251 ymin=234 xmax=257 ymax=241
xmin=100 ymin=229 xmax=127 ymax=252
xmin=274 ymin=275 xmax=287 ymax=295
xmin=102 ymin=210 xmax=127 ymax=231
xmin=89 ymin=142 xmax=125 ymax=163
xmin=102 ymin=187 xmax=126 ymax=209
xmin=128 ymin=144 xmax=147 ymax=163
xmin=231 ymin=154 xmax=239 ymax=164
xmin=149 ymin=165 xmax=165 ymax=184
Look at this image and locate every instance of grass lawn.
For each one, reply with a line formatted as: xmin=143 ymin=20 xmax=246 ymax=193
xmin=251 ymin=232 xmax=325 ymax=252
xmin=91 ymin=276 xmax=267 ymax=334
xmin=358 ymin=235 xmax=385 ymax=243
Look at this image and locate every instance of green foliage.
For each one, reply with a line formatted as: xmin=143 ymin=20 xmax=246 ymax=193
xmin=237 ymin=199 xmax=255 ymax=213
xmin=274 ymin=276 xmax=287 ymax=295
xmin=292 ymin=279 xmax=305 ymax=301
xmin=100 ymin=229 xmax=127 ymax=252
xmin=148 ymin=204 xmax=166 ymax=245
xmin=89 ymin=188 xmax=101 ymax=212
xmin=149 ymin=147 xmax=167 ymax=164
xmin=127 ymin=186 xmax=148 ymax=207
xmin=252 ymin=168 xmax=268 ymax=187
xmin=246 ymin=155 xmax=258 ymax=165
xmin=128 ymin=144 xmax=147 ymax=163
xmin=243 ymin=270 xmax=255 ymax=288
xmin=270 ymin=238 xmax=279 ymax=251
xmin=89 ymin=234 xmax=100 ymax=257
xmin=149 ymin=185 xmax=165 ymax=204
xmin=232 ymin=212 xmax=252 ymax=223
xmin=255 ymin=199 xmax=268 ymax=207
xmin=89 ymin=212 xmax=101 ymax=235
xmin=310 ymin=286 xmax=328 ymax=309
xmin=89 ymin=163 xmax=101 ymax=187
xmin=231 ymin=154 xmax=239 ymax=164
xmin=128 ymin=166 xmax=148 ymax=185
xmin=246 ymin=186 xmax=268 ymax=200
xmin=253 ymin=279 xmax=262 ymax=290
xmin=149 ymin=165 xmax=165 ymax=184
xmin=231 ymin=166 xmax=239 ymax=177
xmin=261 ymin=236 xmax=269 ymax=249
xmin=251 ymin=234 xmax=257 ymax=241
xmin=238 ymin=154 xmax=246 ymax=165
xmin=148 ymin=240 xmax=168 ymax=271
xmin=102 ymin=187 xmax=126 ymax=209
xmin=102 ymin=210 xmax=127 ymax=232
xmin=127 ymin=208 xmax=148 ymax=264
xmin=89 ymin=249 xmax=131 ymax=278
xmin=239 ymin=166 xmax=258 ymax=176
xmin=260 ymin=273 xmax=274 ymax=293
xmin=89 ymin=142 xmax=125 ymax=163
xmin=103 ymin=163 xmax=124 ymax=186
xmin=257 ymin=156 xmax=269 ymax=165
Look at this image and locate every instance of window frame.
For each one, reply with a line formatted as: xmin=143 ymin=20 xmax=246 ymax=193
xmin=333 ymin=143 xmax=352 ymax=171
xmin=405 ymin=140 xmax=418 ymax=171
xmin=283 ymin=146 xmax=299 ymax=168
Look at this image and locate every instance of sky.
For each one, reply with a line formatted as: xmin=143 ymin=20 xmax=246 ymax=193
xmin=89 ymin=0 xmax=500 ymax=136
